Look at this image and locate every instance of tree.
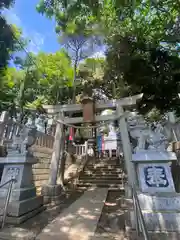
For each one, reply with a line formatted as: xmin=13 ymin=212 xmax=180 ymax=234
xmin=0 ymin=0 xmax=28 ymax=117
xmin=37 ymin=1 xmax=180 ymax=114
xmin=61 ymin=34 xmax=101 ymax=102
xmin=0 ymin=49 xmax=75 ymax=118
xmin=0 ymin=1 xmax=25 ymax=71
xmin=0 ymin=67 xmax=25 ymax=116
xmin=36 ymin=0 xmax=101 ymax=34
xmin=37 ymin=0 xmax=103 ymax=103
xmin=77 ymin=57 xmax=106 ymax=100
xmin=125 ymin=49 xmax=180 ymax=113
xmin=35 ymin=50 xmax=74 ymax=104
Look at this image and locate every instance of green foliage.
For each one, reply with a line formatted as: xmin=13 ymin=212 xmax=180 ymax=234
xmin=0 ymin=17 xmax=15 ymax=69
xmin=0 ymin=67 xmax=24 ymax=111
xmin=102 ymin=1 xmax=180 ymax=113
xmin=35 ymin=50 xmax=74 ymax=104
xmin=0 ymin=1 xmax=26 ymax=71
xmin=145 ymin=108 xmax=163 ymax=122
xmin=0 ymin=47 xmax=74 ymax=112
xmin=1 ymin=0 xmax=180 ymax=116
xmin=77 ymin=57 xmax=105 ymax=98
xmin=106 ymin=39 xmax=180 ymax=113
xmin=25 ymin=96 xmax=48 ymax=110
xmin=36 ymin=0 xmax=102 ymax=34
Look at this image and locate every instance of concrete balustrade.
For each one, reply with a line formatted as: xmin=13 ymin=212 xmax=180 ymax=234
xmin=0 ymin=115 xmax=54 ymax=150
xmin=74 ymin=142 xmax=87 ymax=156
xmin=34 ymin=133 xmax=54 ymax=149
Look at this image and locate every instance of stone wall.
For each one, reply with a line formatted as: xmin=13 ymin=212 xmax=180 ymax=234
xmin=32 ymin=146 xmax=77 ymax=195
xmin=32 ymin=146 xmax=53 ymax=195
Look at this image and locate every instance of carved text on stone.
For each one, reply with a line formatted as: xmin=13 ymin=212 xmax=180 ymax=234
xmin=6 ymin=167 xmax=20 ymax=181
xmin=144 ymin=166 xmax=169 ymax=188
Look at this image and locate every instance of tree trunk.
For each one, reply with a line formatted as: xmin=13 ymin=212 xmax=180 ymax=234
xmin=69 ymin=53 xmax=79 ymax=144
xmin=19 ymin=77 xmax=26 ymax=122
xmin=72 ymin=53 xmax=78 ymax=103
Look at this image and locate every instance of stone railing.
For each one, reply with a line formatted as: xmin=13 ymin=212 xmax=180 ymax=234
xmin=0 ymin=112 xmax=54 ymax=152
xmin=34 ymin=132 xmax=54 ymax=149
xmin=74 ymin=142 xmax=88 ymax=156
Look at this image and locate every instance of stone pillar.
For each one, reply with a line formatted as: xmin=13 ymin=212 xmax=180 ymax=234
xmin=0 ymin=126 xmax=44 ymax=224
xmin=41 ymin=114 xmax=64 ymax=205
xmin=117 ymin=105 xmax=135 ymax=196
xmin=130 ymin=151 xmax=180 ymax=232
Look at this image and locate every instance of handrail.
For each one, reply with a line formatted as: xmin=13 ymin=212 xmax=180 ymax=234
xmin=0 ymin=178 xmax=16 ymax=189
xmin=132 ymin=184 xmax=150 ymax=240
xmin=0 ymin=177 xmax=17 ymax=229
xmin=172 ymin=127 xmax=178 ymax=142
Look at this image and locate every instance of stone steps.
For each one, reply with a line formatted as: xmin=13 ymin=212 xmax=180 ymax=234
xmin=81 ymin=176 xmax=125 ymax=180
xmin=79 ymin=178 xmax=124 ymax=182
xmin=80 ymin=172 xmax=126 ymax=178
xmin=78 ymin=158 xmax=126 ymax=191
xmin=79 ymin=178 xmax=123 ymax=184
xmin=84 ymin=166 xmax=123 ymax=170
xmin=82 ymin=173 xmax=124 ymax=177
xmin=83 ymin=170 xmax=124 ymax=174
xmin=82 ymin=173 xmax=125 ymax=178
xmin=77 ymin=183 xmax=125 ymax=190
xmin=85 ymin=164 xmax=120 ymax=170
xmin=85 ymin=169 xmax=122 ymax=173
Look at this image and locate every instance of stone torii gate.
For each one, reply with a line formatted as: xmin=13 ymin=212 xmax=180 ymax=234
xmin=42 ymin=94 xmax=143 ymax=204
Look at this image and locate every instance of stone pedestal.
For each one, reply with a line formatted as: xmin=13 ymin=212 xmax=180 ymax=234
xmin=130 ymin=192 xmax=180 ymax=231
xmin=129 ymin=150 xmax=180 ymax=231
xmin=41 ymin=184 xmax=63 ymax=206
xmin=172 ymin=141 xmax=180 ymax=151
xmin=0 ymin=153 xmax=44 ymax=224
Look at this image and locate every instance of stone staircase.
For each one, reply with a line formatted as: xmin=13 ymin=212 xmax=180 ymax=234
xmin=77 ymin=158 xmax=126 ymax=190
xmin=77 ymin=158 xmax=180 ymax=240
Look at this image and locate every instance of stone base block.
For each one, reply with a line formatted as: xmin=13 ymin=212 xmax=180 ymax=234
xmin=0 ymin=187 xmax=37 ymax=201
xmin=129 ymin=211 xmax=180 ymax=231
xmin=138 ymin=192 xmax=180 ymax=211
xmin=0 ymin=195 xmax=43 ymax=217
xmin=172 ymin=141 xmax=180 ymax=151
xmin=126 ymin=229 xmax=180 ymax=240
xmin=43 ymin=195 xmax=63 ymax=206
xmin=41 ymin=184 xmax=63 ymax=205
xmin=0 ymin=205 xmax=46 ymax=225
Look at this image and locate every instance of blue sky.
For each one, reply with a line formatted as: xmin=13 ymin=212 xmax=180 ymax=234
xmin=3 ymin=0 xmax=105 ymax=59
xmin=3 ymin=0 xmax=60 ymax=54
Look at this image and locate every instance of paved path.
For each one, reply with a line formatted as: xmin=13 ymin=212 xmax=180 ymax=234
xmin=36 ymin=187 xmax=108 ymax=240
